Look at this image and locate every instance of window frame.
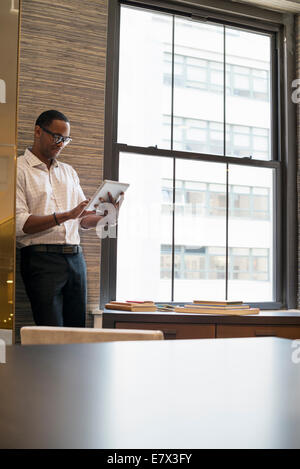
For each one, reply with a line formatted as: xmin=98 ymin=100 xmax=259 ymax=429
xmin=101 ymin=0 xmax=297 ymax=310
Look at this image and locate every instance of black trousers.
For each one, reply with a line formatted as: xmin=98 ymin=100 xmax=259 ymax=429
xmin=20 ymin=247 xmax=87 ymax=327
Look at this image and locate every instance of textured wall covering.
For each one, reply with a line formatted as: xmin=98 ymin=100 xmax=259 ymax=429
xmin=15 ymin=0 xmax=108 ymax=341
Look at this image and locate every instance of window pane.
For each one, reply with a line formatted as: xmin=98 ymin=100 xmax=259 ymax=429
xmin=118 ymin=7 xmax=173 ymax=148
xmin=253 ymin=195 xmax=268 ymax=211
xmin=225 ymin=28 xmax=271 ymax=160
xmin=228 ymin=165 xmax=273 ymax=301
xmin=234 ymin=74 xmax=250 ymax=91
xmin=173 ymin=18 xmax=224 ymax=155
xmin=174 ymin=160 xmax=227 ymax=300
xmin=211 ymin=70 xmax=223 ymax=86
xmin=117 ymin=153 xmax=173 ymax=301
xmin=253 ymin=78 xmax=268 ymax=92
xmin=187 ymin=65 xmax=206 ymax=83
xmin=253 ymin=136 xmax=268 ymax=151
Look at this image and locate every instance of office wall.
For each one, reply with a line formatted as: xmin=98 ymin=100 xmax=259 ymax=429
xmin=15 ymin=0 xmax=108 ymax=340
xmin=0 ymin=1 xmax=19 ymax=343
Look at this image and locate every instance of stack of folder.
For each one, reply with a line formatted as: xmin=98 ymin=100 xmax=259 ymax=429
xmin=174 ymin=300 xmax=259 ymax=315
xmin=105 ymin=301 xmax=157 ymax=312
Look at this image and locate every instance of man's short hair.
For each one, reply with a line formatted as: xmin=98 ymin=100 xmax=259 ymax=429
xmin=35 ymin=110 xmax=69 ymax=128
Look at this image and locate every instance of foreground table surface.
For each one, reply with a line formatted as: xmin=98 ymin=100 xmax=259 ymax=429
xmin=1 ymin=337 xmax=300 ymax=449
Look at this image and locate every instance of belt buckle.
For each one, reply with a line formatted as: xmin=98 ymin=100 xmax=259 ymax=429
xmin=62 ymin=245 xmax=76 ymax=254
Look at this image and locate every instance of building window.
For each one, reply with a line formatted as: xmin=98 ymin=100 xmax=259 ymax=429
xmin=161 ymin=245 xmax=269 ymax=282
xmin=163 ymin=116 xmax=270 ymax=159
xmin=164 ymin=52 xmax=270 ymax=101
xmin=103 ymin=1 xmax=295 ymax=307
xmin=161 ymin=178 xmax=270 ymax=220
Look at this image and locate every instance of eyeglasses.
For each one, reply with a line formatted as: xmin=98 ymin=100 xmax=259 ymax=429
xmin=40 ymin=126 xmax=72 ymax=146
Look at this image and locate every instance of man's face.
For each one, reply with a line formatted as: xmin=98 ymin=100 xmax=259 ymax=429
xmin=35 ymin=119 xmax=71 ymax=160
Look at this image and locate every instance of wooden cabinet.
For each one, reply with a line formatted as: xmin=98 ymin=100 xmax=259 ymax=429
xmin=217 ymin=325 xmax=300 ymax=339
xmin=115 ymin=322 xmax=215 ymax=340
xmin=103 ymin=310 xmax=300 ymax=341
xmin=116 ymin=322 xmax=300 ymax=340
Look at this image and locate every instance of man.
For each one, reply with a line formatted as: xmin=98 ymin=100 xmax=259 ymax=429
xmin=16 ymin=110 xmax=119 ymax=327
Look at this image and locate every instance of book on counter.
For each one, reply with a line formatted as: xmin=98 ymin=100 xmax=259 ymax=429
xmin=105 ymin=301 xmax=157 ymax=312
xmin=156 ymin=304 xmax=175 ymax=312
xmin=193 ymin=300 xmax=244 ymax=306
xmin=125 ymin=301 xmax=155 ymax=305
xmin=189 ymin=304 xmax=250 ymax=310
xmin=174 ymin=306 xmax=259 ymax=315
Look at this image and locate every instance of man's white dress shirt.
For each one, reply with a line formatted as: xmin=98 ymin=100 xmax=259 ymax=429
xmin=16 ymin=148 xmax=86 ymax=248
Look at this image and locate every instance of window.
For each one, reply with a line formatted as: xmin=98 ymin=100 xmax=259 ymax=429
xmin=163 ymin=116 xmax=270 ymax=159
xmin=161 ymin=178 xmax=270 ymax=220
xmin=164 ymin=52 xmax=269 ymax=101
xmin=103 ymin=1 xmax=296 ymax=308
xmin=161 ymin=245 xmax=269 ymax=282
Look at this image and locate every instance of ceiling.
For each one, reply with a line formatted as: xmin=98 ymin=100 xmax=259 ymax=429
xmin=229 ymin=0 xmax=300 ymax=13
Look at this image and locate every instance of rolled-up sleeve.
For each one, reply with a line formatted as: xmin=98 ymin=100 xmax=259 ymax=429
xmin=16 ymin=169 xmax=31 ymax=237
xmin=72 ymin=168 xmax=86 ymax=204
xmin=72 ymin=168 xmax=92 ymax=231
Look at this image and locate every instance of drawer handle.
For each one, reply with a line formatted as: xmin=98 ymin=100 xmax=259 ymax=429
xmin=163 ymin=329 xmax=177 ymax=339
xmin=255 ymin=330 xmax=277 ymax=337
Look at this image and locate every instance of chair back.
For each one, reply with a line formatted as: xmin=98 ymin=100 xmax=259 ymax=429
xmin=20 ymin=326 xmax=164 ymax=345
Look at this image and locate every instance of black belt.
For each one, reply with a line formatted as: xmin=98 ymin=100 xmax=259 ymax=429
xmin=22 ymin=244 xmax=82 ymax=254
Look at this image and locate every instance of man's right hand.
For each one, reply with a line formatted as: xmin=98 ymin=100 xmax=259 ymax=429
xmin=68 ymin=200 xmax=95 ymax=220
xmin=23 ymin=200 xmax=95 ymax=235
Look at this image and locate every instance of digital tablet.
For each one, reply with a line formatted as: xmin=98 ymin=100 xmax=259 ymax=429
xmin=86 ymin=180 xmax=129 ymax=211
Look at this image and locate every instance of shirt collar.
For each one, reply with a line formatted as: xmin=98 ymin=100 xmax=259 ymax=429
xmin=25 ymin=148 xmax=59 ymax=168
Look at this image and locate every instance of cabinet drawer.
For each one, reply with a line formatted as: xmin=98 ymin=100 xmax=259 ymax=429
xmin=115 ymin=322 xmax=215 ymax=340
xmin=217 ymin=325 xmax=300 ymax=339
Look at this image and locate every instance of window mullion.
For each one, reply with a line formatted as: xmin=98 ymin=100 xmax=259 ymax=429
xmin=171 ymin=14 xmax=175 ymax=302
xmin=224 ymin=25 xmax=229 ymax=301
